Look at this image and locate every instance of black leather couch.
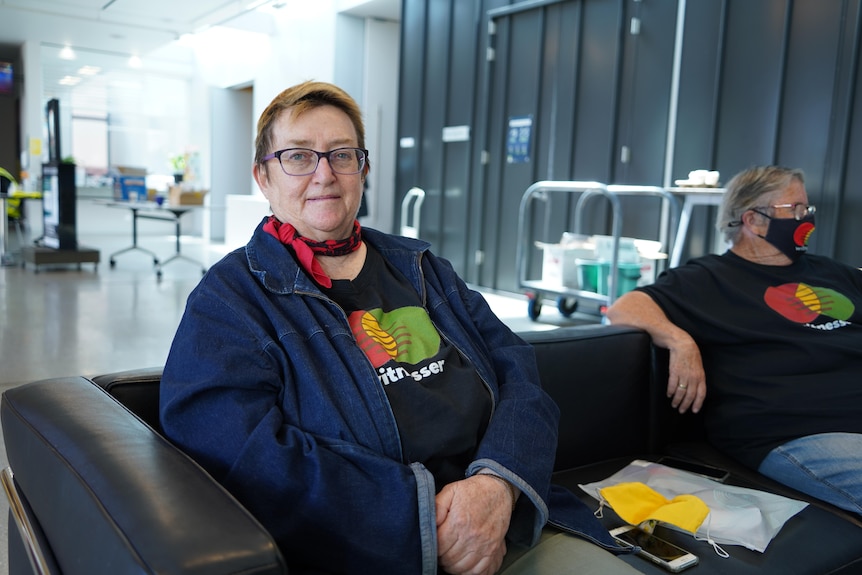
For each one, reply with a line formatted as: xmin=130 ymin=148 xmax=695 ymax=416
xmin=2 ymin=324 xmax=861 ymax=574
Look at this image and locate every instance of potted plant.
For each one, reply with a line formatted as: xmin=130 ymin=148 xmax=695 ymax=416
xmin=169 ymin=154 xmax=186 ymax=183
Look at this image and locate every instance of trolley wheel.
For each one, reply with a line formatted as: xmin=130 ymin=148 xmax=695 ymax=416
xmin=557 ymin=296 xmax=578 ymax=317
xmin=527 ymin=295 xmax=543 ymax=320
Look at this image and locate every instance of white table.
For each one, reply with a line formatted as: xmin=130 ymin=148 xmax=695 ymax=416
xmin=666 ymin=187 xmax=727 ymax=267
xmin=101 ymin=200 xmax=207 ymax=279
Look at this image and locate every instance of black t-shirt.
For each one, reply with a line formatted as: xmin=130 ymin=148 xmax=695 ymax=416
xmin=640 ymin=251 xmax=862 ymax=468
xmin=324 ymin=244 xmax=492 ymax=488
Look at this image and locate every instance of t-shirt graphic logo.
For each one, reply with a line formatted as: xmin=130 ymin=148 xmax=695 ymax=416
xmin=793 ymin=221 xmax=815 ymax=247
xmin=764 ymin=282 xmax=855 ymax=324
xmin=348 ymin=307 xmax=441 ymax=368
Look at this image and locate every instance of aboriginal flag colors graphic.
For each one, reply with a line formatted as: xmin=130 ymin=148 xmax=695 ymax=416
xmin=764 ymin=282 xmax=855 ymax=324
xmin=348 ymin=307 xmax=441 ymax=367
xmin=794 ymin=221 xmax=816 ymax=247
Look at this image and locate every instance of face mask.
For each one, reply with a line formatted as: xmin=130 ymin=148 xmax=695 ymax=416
xmin=758 ymin=214 xmax=815 ymax=261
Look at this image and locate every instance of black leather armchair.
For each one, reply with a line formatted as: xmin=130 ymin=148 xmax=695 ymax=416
xmin=3 ymin=324 xmax=861 ymax=574
xmin=2 ymin=373 xmax=286 ymax=575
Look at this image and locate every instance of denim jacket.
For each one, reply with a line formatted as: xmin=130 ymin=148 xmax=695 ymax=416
xmin=160 ymin=219 xmax=619 ymax=574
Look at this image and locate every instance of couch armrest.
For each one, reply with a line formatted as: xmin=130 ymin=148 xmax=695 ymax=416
xmin=518 ymin=325 xmax=655 ymax=471
xmin=1 ymin=377 xmax=287 ymax=575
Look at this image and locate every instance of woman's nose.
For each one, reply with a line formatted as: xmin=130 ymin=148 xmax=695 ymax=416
xmin=312 ymin=155 xmax=336 ymax=180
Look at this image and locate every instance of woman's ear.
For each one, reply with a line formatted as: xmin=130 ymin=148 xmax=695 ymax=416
xmin=253 ymin=163 xmax=270 ymax=195
xmin=741 ymin=208 xmax=767 ymax=234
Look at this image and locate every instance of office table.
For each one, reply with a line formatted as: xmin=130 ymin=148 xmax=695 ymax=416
xmin=102 ymin=201 xmax=207 ymax=279
xmin=1 ymin=191 xmax=44 ymax=266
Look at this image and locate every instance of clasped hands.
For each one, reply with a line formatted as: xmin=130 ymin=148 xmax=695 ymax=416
xmin=436 ymin=473 xmax=515 ymax=575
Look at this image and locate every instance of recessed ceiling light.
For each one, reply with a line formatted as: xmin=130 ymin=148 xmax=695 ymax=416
xmin=59 ymin=76 xmax=81 ymax=86
xmin=78 ymin=66 xmax=101 ymax=76
xmin=128 ymin=55 xmax=142 ymax=68
xmin=59 ymin=46 xmax=76 ymax=60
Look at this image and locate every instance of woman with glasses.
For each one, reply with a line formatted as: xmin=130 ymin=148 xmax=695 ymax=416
xmin=160 ymin=81 xmax=642 ymax=575
xmin=608 ymin=165 xmax=862 ymax=516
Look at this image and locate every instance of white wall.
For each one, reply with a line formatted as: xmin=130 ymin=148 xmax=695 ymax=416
xmin=208 ymin=87 xmax=253 ymax=241
xmin=20 ymin=2 xmax=401 ymax=243
xmin=360 ymin=17 xmax=400 ymax=233
xmin=217 ymin=4 xmax=401 ymax=245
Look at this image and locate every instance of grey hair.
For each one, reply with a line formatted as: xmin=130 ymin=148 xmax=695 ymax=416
xmin=716 ymin=166 xmax=806 ymax=244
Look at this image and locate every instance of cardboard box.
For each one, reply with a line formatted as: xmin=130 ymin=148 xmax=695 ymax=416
xmin=169 ymin=185 xmax=208 ymax=206
xmin=113 ymin=175 xmax=147 ymax=201
xmin=636 ymin=252 xmax=667 ymax=287
xmin=111 ymin=166 xmax=148 ymax=201
xmin=536 ymin=240 xmax=595 ymax=288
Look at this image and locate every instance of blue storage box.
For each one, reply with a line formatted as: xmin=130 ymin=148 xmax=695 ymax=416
xmin=114 ymin=175 xmax=147 ymax=201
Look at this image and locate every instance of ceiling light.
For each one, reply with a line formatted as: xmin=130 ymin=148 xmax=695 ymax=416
xmin=59 ymin=46 xmax=76 ymax=60
xmin=78 ymin=66 xmax=101 ymax=76
xmin=59 ymin=76 xmax=82 ymax=86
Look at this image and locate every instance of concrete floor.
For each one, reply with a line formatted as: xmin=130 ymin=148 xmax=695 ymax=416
xmin=0 ymin=226 xmax=598 ymax=574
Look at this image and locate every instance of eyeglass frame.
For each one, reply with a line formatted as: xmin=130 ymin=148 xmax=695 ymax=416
xmin=261 ymin=147 xmax=369 ymax=176
xmin=750 ymin=202 xmax=816 ymax=221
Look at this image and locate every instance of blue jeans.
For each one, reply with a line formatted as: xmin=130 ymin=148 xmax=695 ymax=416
xmin=758 ymin=433 xmax=862 ymax=515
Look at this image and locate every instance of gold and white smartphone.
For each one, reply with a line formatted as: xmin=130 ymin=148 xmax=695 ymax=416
xmin=611 ymin=525 xmax=700 ymax=573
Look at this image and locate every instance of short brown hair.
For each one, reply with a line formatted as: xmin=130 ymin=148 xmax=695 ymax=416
xmin=254 ymin=81 xmax=367 ymax=174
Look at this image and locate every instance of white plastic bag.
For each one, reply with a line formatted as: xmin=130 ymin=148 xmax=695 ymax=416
xmin=579 ymin=459 xmax=808 ymax=552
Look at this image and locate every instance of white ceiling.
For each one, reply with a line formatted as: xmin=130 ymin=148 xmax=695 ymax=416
xmin=0 ymin=0 xmax=400 ymax=100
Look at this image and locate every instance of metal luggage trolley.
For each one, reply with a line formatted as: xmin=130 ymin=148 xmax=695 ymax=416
xmin=516 ymin=181 xmax=680 ymax=320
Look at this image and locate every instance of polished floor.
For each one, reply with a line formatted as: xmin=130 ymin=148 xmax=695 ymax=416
xmin=0 ymin=224 xmax=598 ymax=573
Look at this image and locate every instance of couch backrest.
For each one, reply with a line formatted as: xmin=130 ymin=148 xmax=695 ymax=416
xmin=95 ymin=328 xmax=663 ymax=474
xmin=518 ymin=324 xmax=656 ymax=471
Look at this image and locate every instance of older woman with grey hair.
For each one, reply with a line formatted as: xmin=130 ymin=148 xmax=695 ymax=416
xmin=607 ymin=165 xmax=862 ymax=516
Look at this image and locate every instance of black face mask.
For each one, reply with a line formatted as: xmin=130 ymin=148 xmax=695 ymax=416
xmin=757 ymin=214 xmax=816 ymax=261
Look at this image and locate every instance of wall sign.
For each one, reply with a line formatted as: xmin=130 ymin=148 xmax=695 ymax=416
xmin=506 ymin=115 xmax=532 ymax=164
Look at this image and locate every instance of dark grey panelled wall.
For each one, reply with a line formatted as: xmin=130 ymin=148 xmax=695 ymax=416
xmin=395 ymin=0 xmax=862 ymax=293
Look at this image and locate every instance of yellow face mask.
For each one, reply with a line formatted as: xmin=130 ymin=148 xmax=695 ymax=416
xmin=599 ymin=481 xmax=709 ymax=534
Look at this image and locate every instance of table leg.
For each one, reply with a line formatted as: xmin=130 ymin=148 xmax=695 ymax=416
xmin=1 ymin=196 xmax=14 ymax=267
xmin=108 ymin=207 xmax=160 ymax=268
xmin=670 ymin=200 xmax=694 ymax=268
xmin=155 ymin=209 xmax=207 ymax=279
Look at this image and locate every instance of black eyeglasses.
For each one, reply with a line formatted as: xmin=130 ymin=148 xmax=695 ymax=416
xmin=751 ymin=203 xmax=816 ymax=221
xmin=262 ymin=147 xmax=369 ymax=176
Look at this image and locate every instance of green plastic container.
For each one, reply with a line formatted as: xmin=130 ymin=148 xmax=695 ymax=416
xmin=577 ymin=259 xmax=641 ymax=296
xmin=575 ymin=259 xmax=600 ymax=292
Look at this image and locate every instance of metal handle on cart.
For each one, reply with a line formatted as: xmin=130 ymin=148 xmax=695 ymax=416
xmin=400 ymin=187 xmax=425 ymax=239
xmin=516 ymin=181 xmax=680 ymax=311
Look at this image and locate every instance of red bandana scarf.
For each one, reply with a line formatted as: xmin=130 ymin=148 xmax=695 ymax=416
xmin=263 ymin=216 xmax=362 ymax=288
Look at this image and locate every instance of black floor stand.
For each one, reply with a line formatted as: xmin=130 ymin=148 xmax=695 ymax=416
xmin=21 ymin=246 xmax=100 ymax=273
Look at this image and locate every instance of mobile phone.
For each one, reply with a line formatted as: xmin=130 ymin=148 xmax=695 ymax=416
xmin=611 ymin=525 xmax=699 ymax=573
xmin=657 ymin=456 xmax=730 ymax=483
